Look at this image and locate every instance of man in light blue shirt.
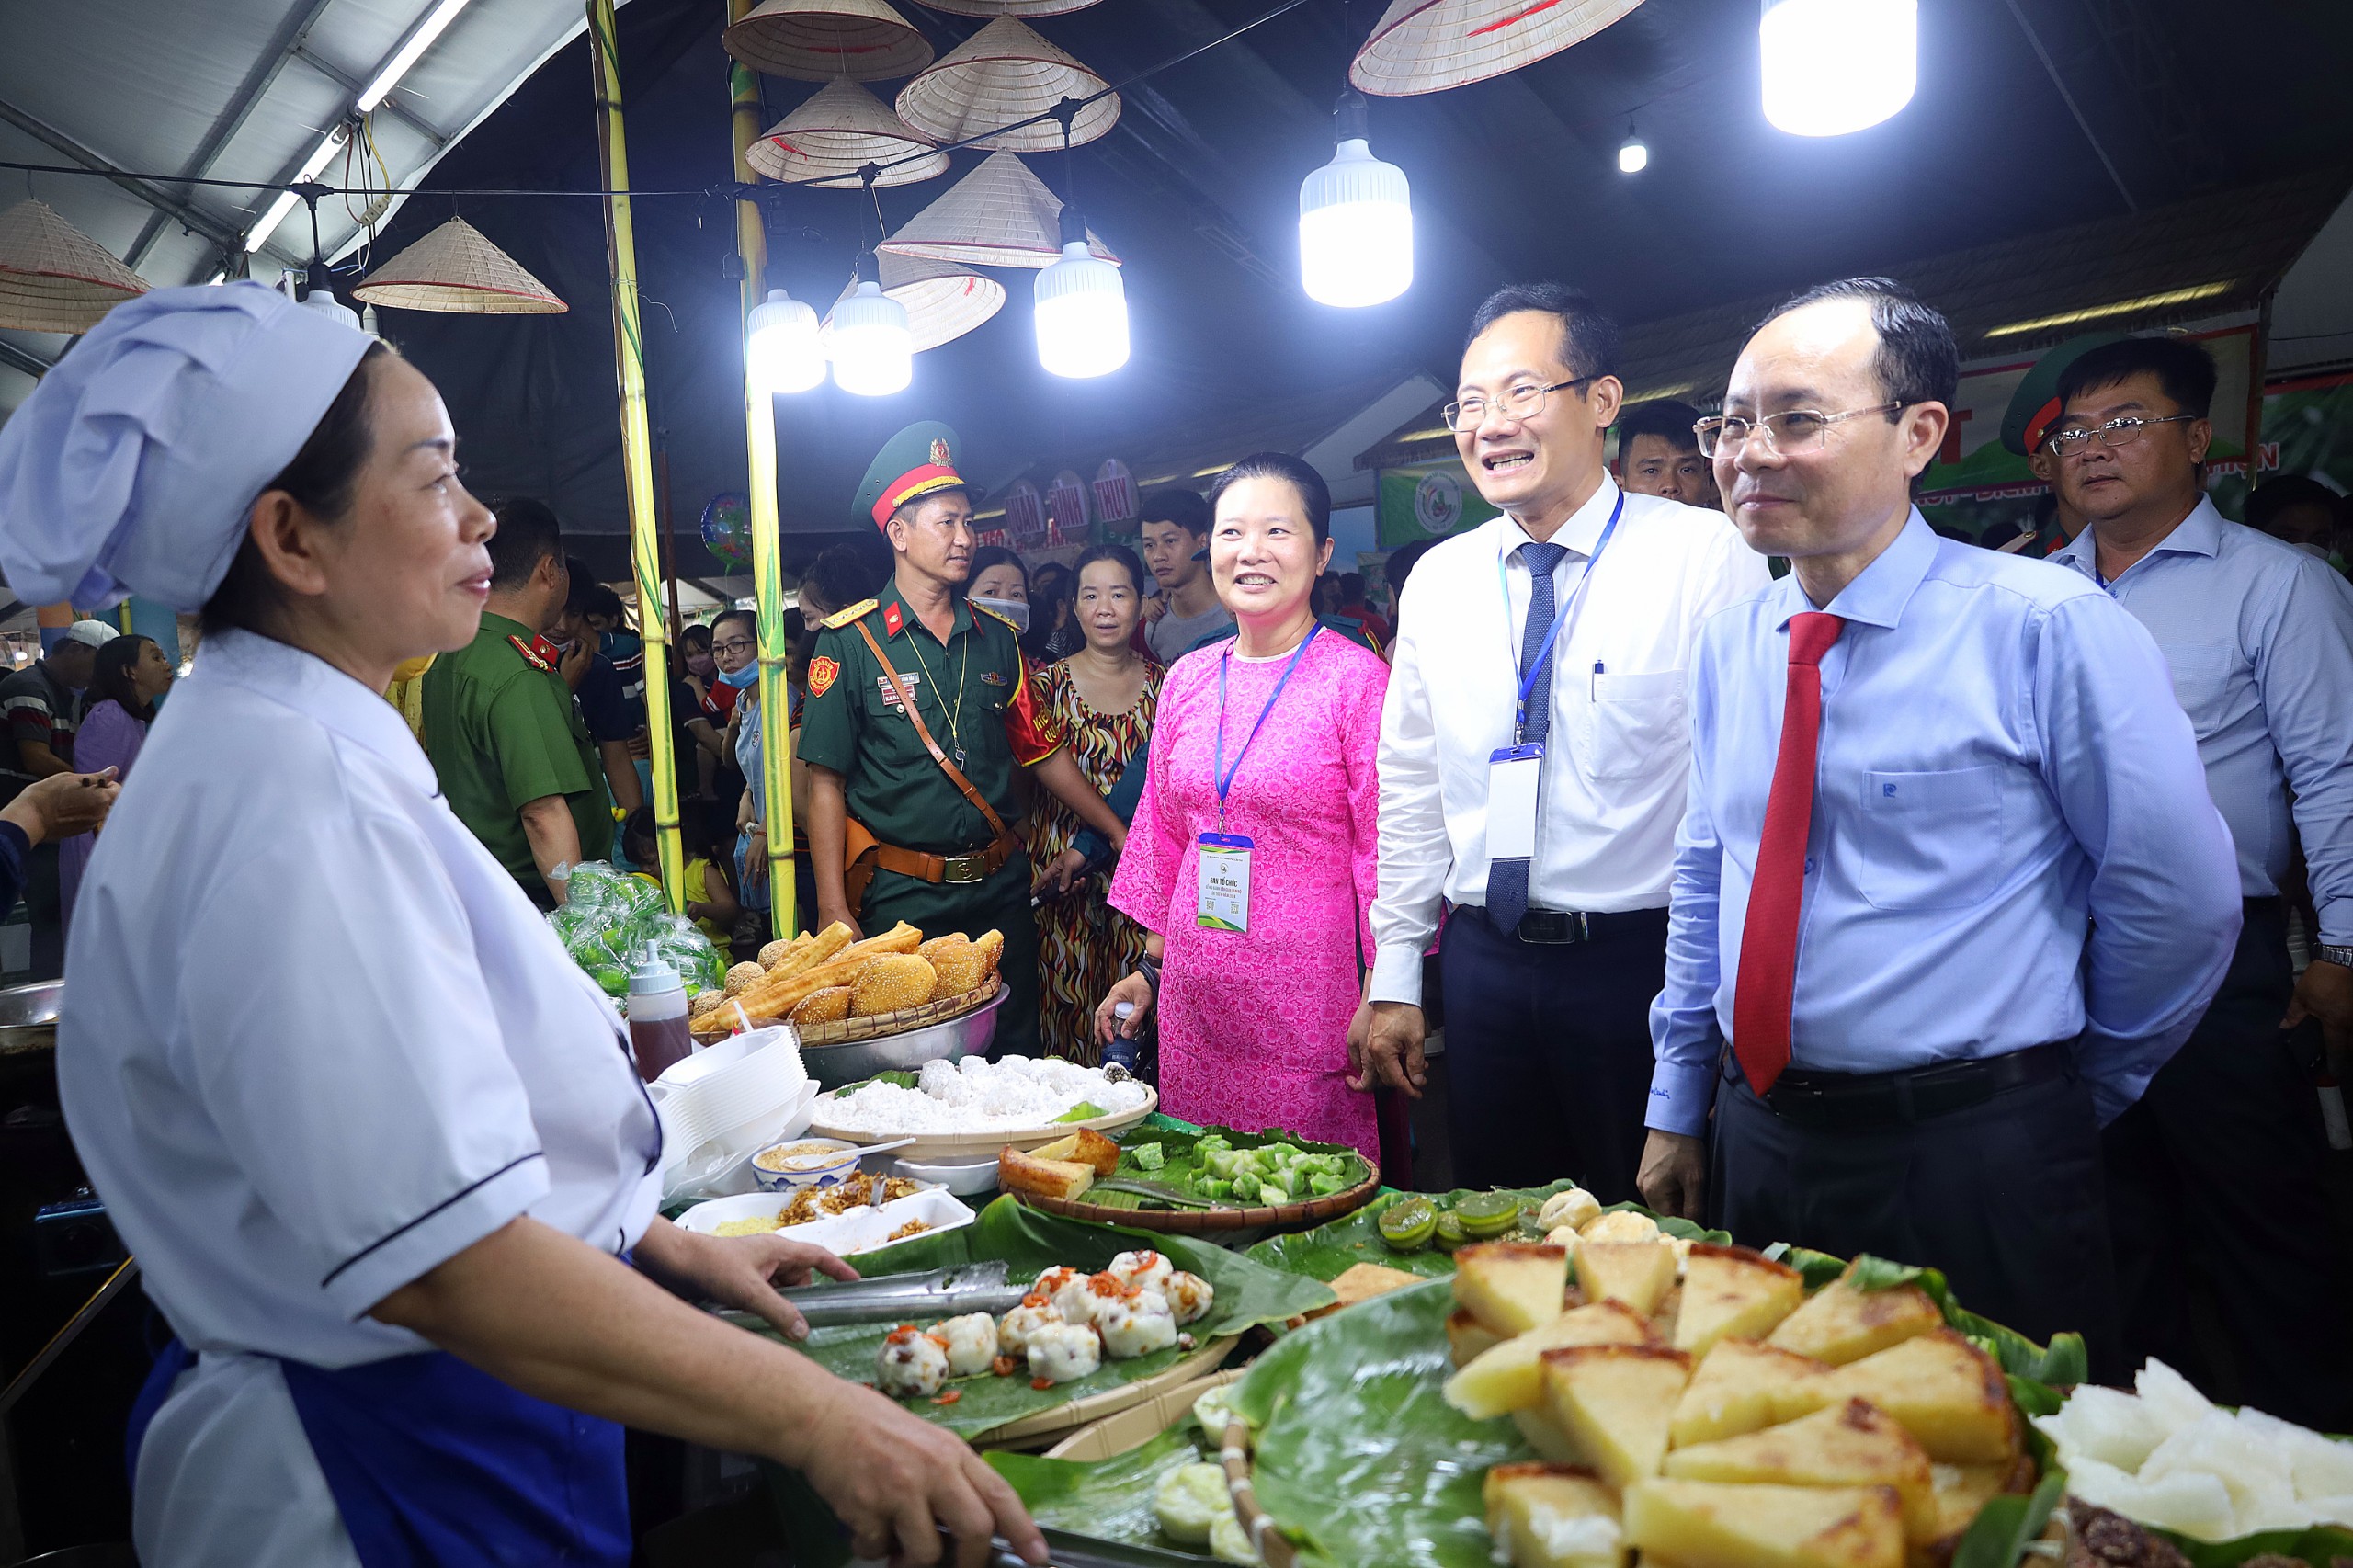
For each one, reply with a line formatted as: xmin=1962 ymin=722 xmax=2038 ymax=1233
xmin=2048 ymin=334 xmax=2353 ymax=1431
xmin=1639 ymin=278 xmax=2240 ymax=1360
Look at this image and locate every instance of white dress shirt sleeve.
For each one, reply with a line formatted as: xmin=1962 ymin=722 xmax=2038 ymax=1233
xmin=177 ymin=805 xmax=551 ymax=1320
xmin=1368 ymin=575 xmax=1449 ymax=1006
xmin=2034 ymin=593 xmax=2243 ymax=1121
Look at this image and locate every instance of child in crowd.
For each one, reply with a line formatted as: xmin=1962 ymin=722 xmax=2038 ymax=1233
xmin=622 ymin=801 xmax=740 ymax=948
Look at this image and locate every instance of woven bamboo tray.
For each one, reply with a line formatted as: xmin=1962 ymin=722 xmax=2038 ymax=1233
xmin=1222 ymin=1415 xmax=1290 ymax=1568
xmin=1014 ymin=1163 xmax=1381 ymax=1236
xmin=691 ymin=974 xmax=997 ymax=1045
xmin=972 ymin=1335 xmax=1237 ymax=1450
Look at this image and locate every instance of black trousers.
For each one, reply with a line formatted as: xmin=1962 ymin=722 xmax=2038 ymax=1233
xmin=1439 ymin=904 xmax=1667 ymax=1203
xmin=2103 ymin=898 xmax=2353 ymax=1429
xmin=1711 ymin=1055 xmax=2123 ymax=1380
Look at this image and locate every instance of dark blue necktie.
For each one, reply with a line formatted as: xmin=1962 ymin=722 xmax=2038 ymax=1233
xmin=1489 ymin=540 xmax=1568 ymax=932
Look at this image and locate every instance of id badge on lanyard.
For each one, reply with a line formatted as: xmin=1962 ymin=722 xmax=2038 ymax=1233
xmin=1197 ymin=628 xmax=1322 ymax=933
xmin=1487 ymin=493 xmax=1625 ymax=858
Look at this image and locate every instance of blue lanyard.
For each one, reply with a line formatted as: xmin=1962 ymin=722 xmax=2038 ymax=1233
xmin=1213 ymin=625 xmax=1322 ymax=828
xmin=1495 ymin=491 xmax=1625 ymax=739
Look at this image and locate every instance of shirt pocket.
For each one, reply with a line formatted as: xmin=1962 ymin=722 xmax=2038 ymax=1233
xmin=1853 ymin=765 xmax=2009 ymax=912
xmin=2157 ymin=642 xmax=2233 ymax=736
xmin=1574 ymin=669 xmax=1687 ymax=783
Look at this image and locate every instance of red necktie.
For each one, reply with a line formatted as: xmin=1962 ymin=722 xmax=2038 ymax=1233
xmin=1733 ymin=611 xmax=1846 ymax=1096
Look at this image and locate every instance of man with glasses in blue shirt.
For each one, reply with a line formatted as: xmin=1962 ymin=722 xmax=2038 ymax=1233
xmin=2048 ymin=335 xmax=2353 ymax=1429
xmin=1641 ymin=278 xmax=2240 ymax=1360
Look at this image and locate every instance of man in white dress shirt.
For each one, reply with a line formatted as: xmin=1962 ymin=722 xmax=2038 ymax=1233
xmin=1351 ymin=283 xmax=1771 ymax=1199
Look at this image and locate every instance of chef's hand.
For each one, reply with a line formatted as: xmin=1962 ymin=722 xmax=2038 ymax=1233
xmin=1 ymin=767 xmax=119 ymax=846
xmin=1637 ymin=1130 xmax=1707 ymax=1222
xmin=1347 ymin=1000 xmax=1427 ymax=1097
xmin=2283 ymin=959 xmax=2353 ymax=1068
xmin=796 ymin=1381 xmax=1047 ymax=1568
xmin=1096 ymin=971 xmax=1153 ymax=1045
xmin=691 ymin=1232 xmax=859 ymax=1342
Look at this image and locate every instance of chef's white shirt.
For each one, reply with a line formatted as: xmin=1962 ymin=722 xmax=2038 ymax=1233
xmin=1367 ymin=478 xmax=1770 ymax=1006
xmin=61 ymin=630 xmax=662 ymax=1565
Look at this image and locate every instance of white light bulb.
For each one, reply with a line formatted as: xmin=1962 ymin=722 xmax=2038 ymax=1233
xmin=1760 ymin=0 xmax=1917 ymax=137
xmin=1299 ymin=136 xmax=1412 ymax=309
xmin=826 ymin=279 xmax=912 ymax=397
xmin=1619 ymin=134 xmax=1648 ymax=174
xmin=745 ymin=289 xmax=824 ymax=394
xmin=1034 ymin=240 xmax=1129 ymax=379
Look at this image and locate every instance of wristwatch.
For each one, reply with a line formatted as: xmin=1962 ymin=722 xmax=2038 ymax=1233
xmin=2317 ymin=944 xmax=2353 ymax=970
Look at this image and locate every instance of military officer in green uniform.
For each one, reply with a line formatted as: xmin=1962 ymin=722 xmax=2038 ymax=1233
xmin=1988 ymin=331 xmax=2133 ymax=558
xmin=799 ymin=423 xmax=1131 ymax=1059
xmin=424 ymin=495 xmax=613 ymax=905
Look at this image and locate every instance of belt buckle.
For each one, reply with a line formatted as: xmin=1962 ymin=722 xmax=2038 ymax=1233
xmin=1516 ymin=910 xmax=1589 ymax=945
xmin=941 ymin=852 xmax=986 ymax=885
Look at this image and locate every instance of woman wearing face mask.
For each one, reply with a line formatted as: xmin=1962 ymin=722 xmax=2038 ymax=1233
xmin=1095 ymin=455 xmax=1388 ymax=1159
xmin=967 ymin=545 xmax=1031 ymax=634
xmin=0 ymin=286 xmax=1039 ymax=1568
xmin=1028 ymin=545 xmax=1161 ymax=1063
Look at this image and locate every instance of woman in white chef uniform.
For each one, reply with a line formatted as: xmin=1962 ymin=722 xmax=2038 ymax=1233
xmin=0 ymin=284 xmax=1044 ymax=1568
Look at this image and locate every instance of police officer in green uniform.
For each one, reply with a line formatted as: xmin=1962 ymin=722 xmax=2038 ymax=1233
xmin=424 ymin=496 xmax=613 ymax=906
xmin=799 ymin=424 xmax=1131 ymax=1059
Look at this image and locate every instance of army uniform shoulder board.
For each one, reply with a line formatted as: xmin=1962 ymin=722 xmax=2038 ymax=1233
xmin=506 ymin=633 xmax=555 ymax=672
xmin=821 ymin=597 xmax=878 ymax=631
xmin=971 ymin=599 xmax=1022 ymax=635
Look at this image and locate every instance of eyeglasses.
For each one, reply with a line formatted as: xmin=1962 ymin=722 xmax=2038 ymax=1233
xmin=1443 ymin=376 xmax=1596 ymax=433
xmin=711 ymin=638 xmax=756 ymax=657
xmin=2041 ymin=414 xmax=2199 ymax=457
xmin=1693 ymin=403 xmax=1904 ymax=460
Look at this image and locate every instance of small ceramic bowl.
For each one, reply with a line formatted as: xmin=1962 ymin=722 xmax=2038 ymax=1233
xmin=750 ymin=1137 xmax=862 ymax=1192
xmin=891 ymin=1155 xmax=999 ymax=1197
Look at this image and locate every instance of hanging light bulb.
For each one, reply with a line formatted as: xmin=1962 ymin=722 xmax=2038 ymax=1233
xmin=1299 ymin=92 xmax=1411 ymax=309
xmin=298 ymin=267 xmax=360 ymax=330
xmin=745 ymin=288 xmax=824 ymax=394
xmin=826 ymin=271 xmax=912 ymax=397
xmin=1034 ymin=208 xmax=1128 ymax=379
xmin=1760 ymin=0 xmax=1917 ymax=137
xmin=1618 ymin=121 xmax=1648 ymax=174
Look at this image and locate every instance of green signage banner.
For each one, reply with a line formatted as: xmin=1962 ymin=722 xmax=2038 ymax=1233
xmin=1377 ymin=460 xmax=1499 ymax=546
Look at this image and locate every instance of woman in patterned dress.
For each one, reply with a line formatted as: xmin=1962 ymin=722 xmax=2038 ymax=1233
xmin=1098 ymin=455 xmax=1388 ymax=1160
xmin=1028 ymin=544 xmax=1162 ymax=1063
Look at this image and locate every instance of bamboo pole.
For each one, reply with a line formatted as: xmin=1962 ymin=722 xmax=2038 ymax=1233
xmin=586 ymin=0 xmax=685 ymax=912
xmin=728 ymin=1 xmax=797 ymax=939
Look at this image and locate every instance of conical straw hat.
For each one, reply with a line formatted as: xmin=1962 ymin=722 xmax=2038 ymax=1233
xmin=876 ymin=151 xmax=1115 ymax=269
xmin=1352 ymin=0 xmax=1646 ymax=96
xmin=723 ymin=0 xmax=934 ymax=83
xmin=910 ymin=0 xmax=1104 ymax=17
xmin=893 ymin=17 xmax=1120 ymax=152
xmin=745 ymin=80 xmax=949 ymax=187
xmin=352 ymin=218 xmax=566 ymax=313
xmin=0 ymin=199 xmax=149 ymax=333
xmin=826 ymin=251 xmax=1005 ymax=352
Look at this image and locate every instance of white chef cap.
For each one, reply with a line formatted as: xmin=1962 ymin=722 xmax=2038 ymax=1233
xmin=0 ymin=281 xmax=375 ymax=613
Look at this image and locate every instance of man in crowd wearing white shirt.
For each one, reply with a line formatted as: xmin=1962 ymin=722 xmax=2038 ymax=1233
xmin=1350 ymin=283 xmax=1771 ymax=1199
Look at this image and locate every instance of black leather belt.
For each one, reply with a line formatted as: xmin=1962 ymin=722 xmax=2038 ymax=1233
xmin=1724 ymin=1040 xmax=2072 ymax=1130
xmin=1463 ymin=903 xmax=1662 ymax=946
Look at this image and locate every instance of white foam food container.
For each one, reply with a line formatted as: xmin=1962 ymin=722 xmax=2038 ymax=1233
xmin=673 ymin=1186 xmax=973 ymax=1256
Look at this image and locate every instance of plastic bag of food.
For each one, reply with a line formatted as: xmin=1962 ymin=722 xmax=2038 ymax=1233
xmin=643 ymin=913 xmax=723 ymax=995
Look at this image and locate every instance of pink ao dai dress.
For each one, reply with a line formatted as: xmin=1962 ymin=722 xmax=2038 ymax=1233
xmin=1107 ymin=629 xmax=1388 ymax=1161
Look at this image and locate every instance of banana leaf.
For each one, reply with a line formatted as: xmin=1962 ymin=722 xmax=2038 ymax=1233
xmin=1244 ymin=1184 xmax=1730 ymax=1284
xmin=1234 ymin=1276 xmax=1514 ymax=1568
xmin=767 ymin=1195 xmax=1334 ymax=1439
xmin=985 ymin=1426 xmax=1219 ymax=1560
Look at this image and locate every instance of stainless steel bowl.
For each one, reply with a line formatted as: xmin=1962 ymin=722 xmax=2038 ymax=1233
xmin=0 ymin=980 xmax=63 ymax=1054
xmin=798 ymin=986 xmax=1005 ymax=1090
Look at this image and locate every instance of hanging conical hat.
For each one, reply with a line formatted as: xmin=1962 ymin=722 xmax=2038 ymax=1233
xmin=722 ymin=0 xmax=934 ymax=83
xmin=910 ymin=0 xmax=1103 ymax=17
xmin=893 ymin=17 xmax=1120 ymax=152
xmin=825 ymin=252 xmax=1005 ymax=352
xmin=1352 ymin=0 xmax=1646 ymax=96
xmin=745 ymin=80 xmax=949 ymax=187
xmin=0 ymin=199 xmax=149 ymax=333
xmin=351 ymin=218 xmax=566 ymax=313
xmin=876 ymin=151 xmax=1116 ymax=269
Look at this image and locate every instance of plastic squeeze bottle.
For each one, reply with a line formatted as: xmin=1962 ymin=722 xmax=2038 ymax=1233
xmin=626 ymin=952 xmax=693 ymax=1082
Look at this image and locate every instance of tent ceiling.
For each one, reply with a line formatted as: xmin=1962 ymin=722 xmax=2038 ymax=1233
xmin=7 ymin=0 xmax=2353 ymax=568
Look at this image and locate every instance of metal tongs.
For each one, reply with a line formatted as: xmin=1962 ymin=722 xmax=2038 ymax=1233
xmin=719 ymin=1261 xmax=1029 ymax=1331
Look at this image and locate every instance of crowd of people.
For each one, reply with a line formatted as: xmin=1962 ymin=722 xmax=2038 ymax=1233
xmin=0 ymin=262 xmax=2349 ymax=1566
